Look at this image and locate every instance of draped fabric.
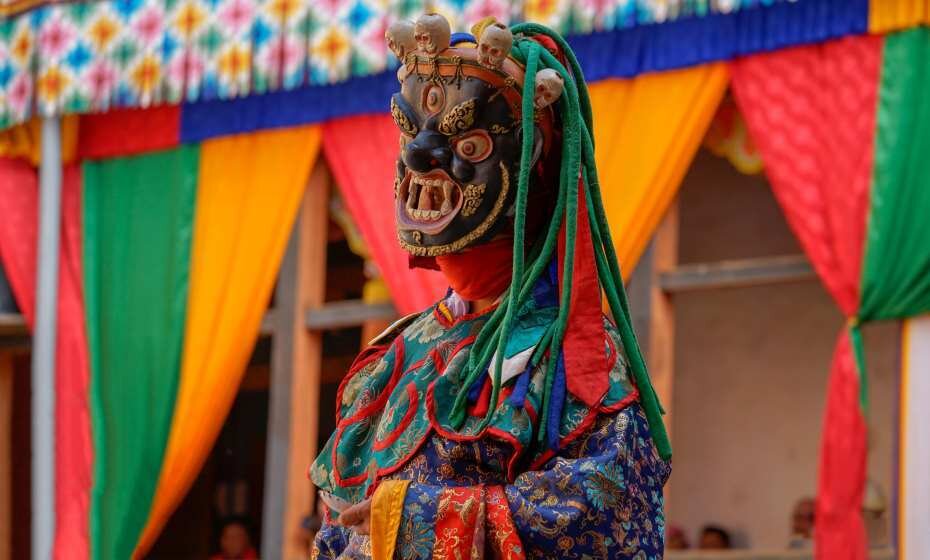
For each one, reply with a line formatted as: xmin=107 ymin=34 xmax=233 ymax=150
xmin=0 ymin=158 xmax=92 ymax=560
xmin=859 ymin=28 xmax=930 ymax=322
xmin=0 ymin=116 xmax=79 ymax=165
xmin=589 ymin=63 xmax=728 ymax=277
xmin=52 ymin=166 xmax=93 ymax=560
xmin=570 ymin=0 xmax=868 ymax=81
xmin=83 ymin=147 xmax=198 ymax=560
xmin=133 ymin=126 xmax=322 ymax=557
xmin=731 ymin=35 xmax=883 ymax=560
xmin=869 ymin=0 xmax=930 ymax=32
xmin=322 ymin=115 xmax=448 ymax=314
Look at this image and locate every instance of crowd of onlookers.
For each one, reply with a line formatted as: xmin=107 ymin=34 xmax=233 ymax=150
xmin=204 ymin=495 xmax=823 ymax=557
xmin=666 ymin=497 xmax=816 ymax=551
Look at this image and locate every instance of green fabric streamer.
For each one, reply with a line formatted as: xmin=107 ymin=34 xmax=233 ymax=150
xmin=860 ymin=28 xmax=930 ymax=322
xmin=449 ymin=23 xmax=670 ymax=459
xmin=848 ymin=321 xmax=868 ymax=412
xmin=84 ymin=147 xmax=199 ymax=560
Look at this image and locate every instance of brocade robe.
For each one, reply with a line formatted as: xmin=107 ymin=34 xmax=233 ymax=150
xmin=310 ymin=290 xmax=670 ymax=559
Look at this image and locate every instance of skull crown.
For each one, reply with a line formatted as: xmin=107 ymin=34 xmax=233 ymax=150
xmin=414 ymin=13 xmax=451 ymax=57
xmin=477 ymin=23 xmax=513 ymax=69
xmin=385 ymin=20 xmax=417 ymax=61
xmin=534 ymin=68 xmax=564 ymax=110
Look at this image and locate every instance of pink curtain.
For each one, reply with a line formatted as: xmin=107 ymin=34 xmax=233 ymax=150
xmin=323 ymin=115 xmax=447 ymax=314
xmin=731 ymin=35 xmax=882 ymax=560
xmin=0 ymin=158 xmax=91 ymax=560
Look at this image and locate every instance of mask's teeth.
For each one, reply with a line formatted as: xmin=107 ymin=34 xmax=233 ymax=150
xmin=441 ymin=181 xmax=453 ymax=215
xmin=417 ymin=182 xmax=433 ymax=210
xmin=406 ymin=181 xmax=419 ymax=209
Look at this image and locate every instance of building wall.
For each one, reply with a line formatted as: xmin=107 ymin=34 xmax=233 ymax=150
xmin=665 ymin=150 xmax=897 ymax=548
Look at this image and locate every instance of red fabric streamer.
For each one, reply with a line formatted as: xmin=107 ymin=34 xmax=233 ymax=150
xmin=731 ymin=35 xmax=882 ymax=560
xmin=0 ymin=159 xmax=92 ymax=560
xmin=558 ymin=179 xmax=607 ymax=408
xmin=322 ymin=115 xmax=447 ymax=313
xmin=435 ymin=237 xmax=513 ymax=302
xmin=78 ymin=106 xmax=181 ymax=160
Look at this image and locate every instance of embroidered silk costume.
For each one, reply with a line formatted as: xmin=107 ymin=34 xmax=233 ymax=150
xmin=311 ymin=15 xmax=671 ymax=559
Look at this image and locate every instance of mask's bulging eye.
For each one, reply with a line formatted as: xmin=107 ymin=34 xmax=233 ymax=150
xmin=423 ymin=84 xmax=445 ymax=115
xmin=453 ymin=131 xmax=492 ymax=162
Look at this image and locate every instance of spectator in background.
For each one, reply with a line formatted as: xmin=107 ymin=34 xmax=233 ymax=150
xmin=789 ymin=497 xmax=816 ymax=549
xmin=210 ymin=517 xmax=258 ymax=560
xmin=666 ymin=525 xmax=689 ymax=550
xmin=699 ymin=525 xmax=732 ymax=549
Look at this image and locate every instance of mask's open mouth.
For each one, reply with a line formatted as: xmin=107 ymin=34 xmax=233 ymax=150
xmin=396 ymin=170 xmax=464 ymax=235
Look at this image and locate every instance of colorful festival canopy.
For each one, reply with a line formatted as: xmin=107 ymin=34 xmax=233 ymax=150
xmin=0 ymin=1 xmax=929 ymax=559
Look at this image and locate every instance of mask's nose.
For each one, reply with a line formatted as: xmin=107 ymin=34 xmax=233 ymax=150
xmin=402 ymin=130 xmax=451 ymax=172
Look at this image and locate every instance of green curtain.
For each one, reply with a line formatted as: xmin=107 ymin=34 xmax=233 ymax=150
xmin=860 ymin=28 xmax=930 ymax=321
xmin=83 ymin=146 xmax=199 ymax=560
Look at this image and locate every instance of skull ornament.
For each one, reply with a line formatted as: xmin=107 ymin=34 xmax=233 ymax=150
xmin=414 ymin=13 xmax=451 ymax=57
xmin=385 ymin=20 xmax=416 ymax=61
xmin=477 ymin=24 xmax=512 ymax=69
xmin=534 ymin=68 xmax=564 ymax=110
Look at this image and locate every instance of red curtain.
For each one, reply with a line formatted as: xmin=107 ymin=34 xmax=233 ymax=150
xmin=322 ymin=115 xmax=447 ymax=314
xmin=0 ymin=158 xmax=91 ymax=560
xmin=731 ymin=35 xmax=883 ymax=559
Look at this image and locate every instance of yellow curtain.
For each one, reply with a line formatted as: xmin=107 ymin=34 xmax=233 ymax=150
xmin=133 ymin=125 xmax=323 ymax=557
xmin=0 ymin=116 xmax=79 ymax=165
xmin=590 ymin=63 xmax=729 ymax=278
xmin=869 ymin=0 xmax=930 ymax=33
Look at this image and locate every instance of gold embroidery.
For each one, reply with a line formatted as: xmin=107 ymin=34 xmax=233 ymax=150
xmin=411 ymin=231 xmax=422 ymax=244
xmin=438 ymin=99 xmax=477 ymax=136
xmin=399 ymin=163 xmax=510 ymax=256
xmin=489 ymin=122 xmax=513 ymax=134
xmin=461 ymin=183 xmax=486 ymax=217
xmin=391 ymin=97 xmax=418 ymax=137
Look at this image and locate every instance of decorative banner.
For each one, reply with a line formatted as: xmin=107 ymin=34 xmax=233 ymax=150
xmin=83 ymin=147 xmax=199 ymax=560
xmin=133 ymin=126 xmax=321 ymax=557
xmin=77 ymin=107 xmax=181 ymax=160
xmin=0 ymin=0 xmax=868 ymax=131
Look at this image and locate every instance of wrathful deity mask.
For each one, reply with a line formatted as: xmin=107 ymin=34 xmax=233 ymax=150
xmin=387 ymin=15 xmax=560 ymax=257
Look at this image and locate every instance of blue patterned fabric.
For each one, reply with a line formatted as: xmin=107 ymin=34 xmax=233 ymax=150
xmin=309 ymin=287 xmax=668 ymax=559
xmin=312 ymin=403 xmax=670 ymax=559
